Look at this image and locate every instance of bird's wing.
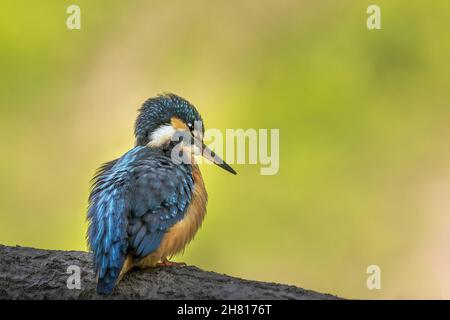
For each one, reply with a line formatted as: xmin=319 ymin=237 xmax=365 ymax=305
xmin=127 ymin=152 xmax=194 ymax=259
xmin=87 ymin=148 xmax=143 ymax=294
xmin=87 ymin=146 xmax=193 ymax=293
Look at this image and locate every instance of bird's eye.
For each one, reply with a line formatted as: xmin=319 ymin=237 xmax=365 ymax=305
xmin=187 ymin=122 xmax=193 ymax=131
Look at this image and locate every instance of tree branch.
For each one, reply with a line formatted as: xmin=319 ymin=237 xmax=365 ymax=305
xmin=0 ymin=245 xmax=340 ymax=300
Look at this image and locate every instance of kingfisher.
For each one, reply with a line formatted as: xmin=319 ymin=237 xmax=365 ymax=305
xmin=87 ymin=93 xmax=236 ymax=295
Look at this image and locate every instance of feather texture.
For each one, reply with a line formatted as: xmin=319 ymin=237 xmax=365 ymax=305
xmin=87 ymin=146 xmax=194 ymax=294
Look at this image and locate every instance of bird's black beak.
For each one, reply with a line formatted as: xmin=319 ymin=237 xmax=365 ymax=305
xmin=201 ymin=142 xmax=237 ymax=175
xmin=193 ymin=137 xmax=236 ymax=175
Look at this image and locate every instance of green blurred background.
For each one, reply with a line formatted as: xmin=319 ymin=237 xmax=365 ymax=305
xmin=1 ymin=0 xmax=450 ymax=299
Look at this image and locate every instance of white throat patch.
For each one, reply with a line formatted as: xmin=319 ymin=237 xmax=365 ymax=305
xmin=148 ymin=124 xmax=176 ymax=147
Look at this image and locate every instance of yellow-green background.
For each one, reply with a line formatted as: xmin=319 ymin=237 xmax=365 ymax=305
xmin=1 ymin=0 xmax=449 ymax=299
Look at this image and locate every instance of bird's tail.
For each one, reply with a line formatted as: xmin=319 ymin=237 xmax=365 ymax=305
xmin=93 ymin=237 xmax=127 ymax=295
xmin=87 ymin=174 xmax=130 ymax=295
xmin=87 ymin=157 xmax=133 ymax=295
xmin=96 ymin=255 xmax=132 ymax=295
xmin=96 ymin=266 xmax=122 ymax=295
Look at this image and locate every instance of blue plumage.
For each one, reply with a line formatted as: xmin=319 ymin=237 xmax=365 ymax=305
xmin=87 ymin=146 xmax=194 ymax=295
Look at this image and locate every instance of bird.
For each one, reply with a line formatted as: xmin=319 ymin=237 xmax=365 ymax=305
xmin=87 ymin=93 xmax=236 ymax=295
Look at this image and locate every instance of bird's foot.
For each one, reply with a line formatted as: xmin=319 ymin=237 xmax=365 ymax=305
xmin=156 ymin=259 xmax=186 ymax=267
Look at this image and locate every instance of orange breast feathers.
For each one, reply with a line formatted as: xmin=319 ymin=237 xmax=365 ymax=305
xmin=135 ymin=164 xmax=208 ymax=268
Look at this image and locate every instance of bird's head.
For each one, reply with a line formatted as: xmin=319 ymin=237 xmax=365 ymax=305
xmin=135 ymin=93 xmax=236 ymax=175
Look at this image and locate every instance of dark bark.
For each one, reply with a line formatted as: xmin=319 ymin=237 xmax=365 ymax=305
xmin=0 ymin=245 xmax=340 ymax=300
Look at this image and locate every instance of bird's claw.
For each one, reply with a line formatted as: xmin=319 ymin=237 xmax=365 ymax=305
xmin=156 ymin=260 xmax=187 ymax=267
